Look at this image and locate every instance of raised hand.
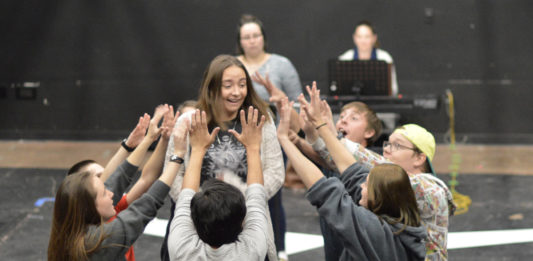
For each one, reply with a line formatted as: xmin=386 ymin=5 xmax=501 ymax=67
xmin=299 ymin=108 xmax=319 ymax=142
xmin=172 ymin=117 xmax=189 ymax=156
xmin=300 ymin=81 xmax=323 ymax=126
xmin=252 ymin=71 xmax=287 ymax=105
xmin=229 ymin=106 xmax=265 ymax=151
xmin=161 ymin=105 xmax=180 ymax=140
xmin=320 ymin=100 xmax=337 ymax=134
xmin=146 ymin=104 xmax=169 ymax=141
xmin=277 ymin=97 xmax=294 ymax=141
xmin=189 ymin=110 xmax=219 ymax=151
xmin=125 ymin=113 xmax=150 ymax=148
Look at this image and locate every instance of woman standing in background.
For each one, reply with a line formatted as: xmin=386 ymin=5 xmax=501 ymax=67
xmin=339 ymin=20 xmax=399 ymax=96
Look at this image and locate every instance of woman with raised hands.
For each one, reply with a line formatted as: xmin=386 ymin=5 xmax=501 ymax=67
xmin=161 ymin=54 xmax=283 ymax=261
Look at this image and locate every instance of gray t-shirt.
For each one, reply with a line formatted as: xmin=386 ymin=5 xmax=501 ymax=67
xmin=168 ymin=184 xmax=269 ymax=261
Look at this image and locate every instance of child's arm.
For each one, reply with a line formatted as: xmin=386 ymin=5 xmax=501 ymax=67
xmin=158 ymin=113 xmax=189 ymax=187
xmin=101 ymin=113 xmax=150 ymax=182
xmin=103 ymin=105 xmax=167 ymax=205
xmin=125 ymin=105 xmax=179 ymax=204
xmin=180 ymin=110 xmax=219 ymax=191
xmin=277 ymin=98 xmax=324 ymax=188
xmin=301 ymin=82 xmax=356 ymax=174
xmin=253 ymin=72 xmax=301 ymax=132
xmin=229 ymin=106 xmax=265 ymax=185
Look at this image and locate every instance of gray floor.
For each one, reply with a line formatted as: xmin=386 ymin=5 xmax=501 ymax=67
xmin=1 ymin=168 xmax=533 ymax=260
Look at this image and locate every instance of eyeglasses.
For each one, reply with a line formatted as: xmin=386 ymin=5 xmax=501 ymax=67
xmin=383 ymin=141 xmax=417 ymax=152
xmin=241 ymin=34 xmax=263 ymax=41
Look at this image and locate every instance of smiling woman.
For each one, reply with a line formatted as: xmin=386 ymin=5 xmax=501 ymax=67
xmin=197 ymin=55 xmax=270 ymax=130
xmin=161 ymin=55 xmax=285 ymax=261
xmin=219 ymin=66 xmax=248 ymax=122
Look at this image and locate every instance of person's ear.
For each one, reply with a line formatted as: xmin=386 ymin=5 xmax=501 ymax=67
xmin=363 ymin=128 xmax=375 ymax=140
xmin=413 ymin=152 xmax=427 ymax=169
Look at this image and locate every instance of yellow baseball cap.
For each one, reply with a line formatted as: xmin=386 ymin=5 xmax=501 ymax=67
xmin=393 ymin=124 xmax=436 ymax=175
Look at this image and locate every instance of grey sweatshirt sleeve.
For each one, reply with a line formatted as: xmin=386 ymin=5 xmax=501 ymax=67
xmin=306 ymin=177 xmax=385 ymax=260
xmin=104 ymin=160 xmax=139 ymax=205
xmin=87 ymin=180 xmax=169 ymax=260
xmin=339 ymin=163 xmax=370 ymax=204
xmin=168 ymin=188 xmax=199 ymax=260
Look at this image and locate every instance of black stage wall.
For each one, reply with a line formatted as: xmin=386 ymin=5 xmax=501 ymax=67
xmin=1 ymin=0 xmax=532 ymax=143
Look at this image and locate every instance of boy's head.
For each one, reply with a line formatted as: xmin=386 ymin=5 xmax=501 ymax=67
xmin=190 ymin=179 xmax=246 ymax=248
xmin=384 ymin=124 xmax=436 ymax=175
xmin=67 ymin=160 xmax=104 ymax=178
xmin=336 ymin=101 xmax=382 ymax=147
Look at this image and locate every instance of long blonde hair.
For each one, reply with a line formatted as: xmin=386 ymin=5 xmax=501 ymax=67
xmin=197 ymin=54 xmax=270 ymax=130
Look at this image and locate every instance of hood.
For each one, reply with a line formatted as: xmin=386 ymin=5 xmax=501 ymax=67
xmin=390 ymin=221 xmax=427 ymax=260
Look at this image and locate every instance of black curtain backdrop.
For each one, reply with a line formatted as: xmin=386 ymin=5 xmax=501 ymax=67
xmin=1 ymin=0 xmax=533 ymax=142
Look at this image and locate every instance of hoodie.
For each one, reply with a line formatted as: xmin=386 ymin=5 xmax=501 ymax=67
xmin=306 ymin=171 xmax=427 ymax=260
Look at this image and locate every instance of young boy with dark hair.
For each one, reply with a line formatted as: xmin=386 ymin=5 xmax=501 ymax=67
xmin=190 ymin=179 xmax=246 ymax=247
xmin=168 ymin=108 xmax=269 ymax=260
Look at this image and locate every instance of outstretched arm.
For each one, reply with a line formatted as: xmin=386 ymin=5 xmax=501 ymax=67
xmin=126 ymin=105 xmax=167 ymax=167
xmin=103 ymin=105 xmax=167 ymax=205
xmin=229 ymin=106 xmax=265 ymax=185
xmin=126 ymin=105 xmax=179 ymax=204
xmin=253 ymin=72 xmax=300 ymax=132
xmin=101 ymin=113 xmax=150 ymax=182
xmin=288 ymin=129 xmax=328 ymax=167
xmin=277 ymin=98 xmax=324 ymax=188
xmin=301 ymin=82 xmax=356 ymax=174
xmin=158 ymin=113 xmax=189 ymax=187
xmin=181 ymin=110 xmax=219 ymax=191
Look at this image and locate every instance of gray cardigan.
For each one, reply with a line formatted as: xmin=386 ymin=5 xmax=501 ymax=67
xmin=306 ymin=163 xmax=427 ymax=261
xmin=85 ymin=161 xmax=169 ymax=261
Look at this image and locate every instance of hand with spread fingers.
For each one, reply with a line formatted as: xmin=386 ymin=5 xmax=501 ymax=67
xmin=161 ymin=105 xmax=180 ymax=140
xmin=321 ymin=100 xmax=337 ymax=134
xmin=276 ymin=97 xmax=294 ymax=141
xmin=125 ymin=113 xmax=150 ymax=148
xmin=298 ymin=103 xmax=318 ymax=141
xmin=189 ymin=109 xmax=220 ymax=152
xmin=300 ymin=81 xmax=324 ymax=127
xmin=145 ymin=104 xmax=169 ymax=142
xmin=252 ymin=71 xmax=288 ymax=106
xmin=229 ymin=106 xmax=265 ymax=151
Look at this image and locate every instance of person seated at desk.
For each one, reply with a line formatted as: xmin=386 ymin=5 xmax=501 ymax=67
xmin=339 ymin=20 xmax=399 ymax=96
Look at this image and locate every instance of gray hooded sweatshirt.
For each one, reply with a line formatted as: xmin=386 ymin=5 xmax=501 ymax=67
xmin=306 ymin=164 xmax=427 ymax=261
